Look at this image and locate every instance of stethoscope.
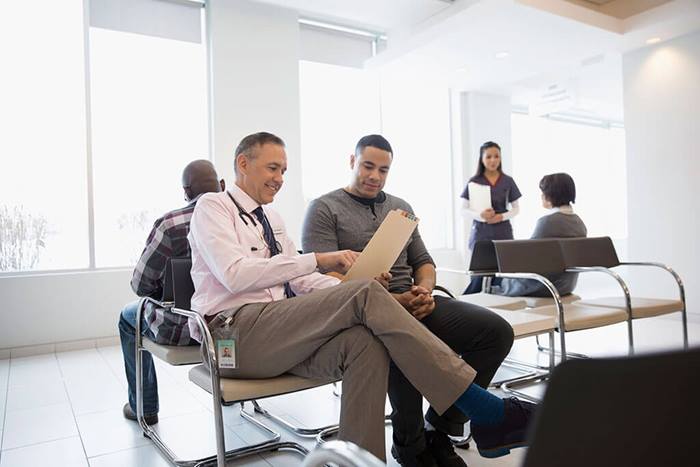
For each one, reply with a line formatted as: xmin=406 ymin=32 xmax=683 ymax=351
xmin=227 ymin=191 xmax=281 ymax=253
xmin=226 ymin=191 xmax=258 ymax=227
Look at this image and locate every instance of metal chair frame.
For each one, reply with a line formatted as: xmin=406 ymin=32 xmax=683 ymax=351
xmin=439 ymin=268 xmax=559 ymax=402
xmin=301 ymin=441 xmax=385 ymax=467
xmin=135 ymin=296 xmax=315 ymax=467
xmin=617 ymin=261 xmax=687 ymax=349
xmin=544 ymin=238 xmax=688 ymax=355
xmin=531 ymin=265 xmax=634 ymax=357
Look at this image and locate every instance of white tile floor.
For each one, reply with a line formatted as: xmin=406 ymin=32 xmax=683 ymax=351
xmin=0 ymin=315 xmax=697 ymax=467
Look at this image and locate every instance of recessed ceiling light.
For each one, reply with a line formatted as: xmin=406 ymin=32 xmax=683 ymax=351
xmin=646 ymin=37 xmax=662 ymax=44
xmin=455 ymin=66 xmax=468 ymax=73
xmin=495 ymin=51 xmax=510 ymax=59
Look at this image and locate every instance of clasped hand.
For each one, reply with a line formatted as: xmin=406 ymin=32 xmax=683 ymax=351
xmin=481 ymin=208 xmax=503 ymax=224
xmin=395 ymin=286 xmax=435 ymax=320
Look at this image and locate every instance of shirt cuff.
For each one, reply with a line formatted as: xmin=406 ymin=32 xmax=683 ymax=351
xmin=297 ymin=252 xmax=318 ymax=274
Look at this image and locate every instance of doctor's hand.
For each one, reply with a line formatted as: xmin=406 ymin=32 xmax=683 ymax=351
xmin=480 ymin=208 xmax=495 ymax=220
xmin=315 ymin=250 xmax=360 ymax=274
xmin=374 ymin=272 xmax=392 ymax=290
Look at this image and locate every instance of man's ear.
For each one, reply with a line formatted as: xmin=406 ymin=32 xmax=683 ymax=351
xmin=183 ymin=186 xmax=193 ymax=202
xmin=236 ymin=154 xmax=247 ymax=175
xmin=219 ymin=179 xmax=226 ymax=191
xmin=349 ymin=153 xmax=356 ymax=170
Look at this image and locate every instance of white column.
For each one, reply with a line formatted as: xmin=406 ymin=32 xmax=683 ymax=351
xmin=207 ymin=0 xmax=305 ymax=242
xmin=452 ymin=92 xmax=512 ymax=259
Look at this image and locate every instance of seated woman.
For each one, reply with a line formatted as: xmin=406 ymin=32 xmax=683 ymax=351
xmin=495 ymin=172 xmax=587 ymax=297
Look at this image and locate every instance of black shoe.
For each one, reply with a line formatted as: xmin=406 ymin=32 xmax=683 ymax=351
xmin=391 ymin=444 xmax=438 ymax=467
xmin=122 ymin=402 xmax=159 ymax=425
xmin=470 ymin=397 xmax=536 ymax=458
xmin=425 ymin=431 xmax=468 ymax=467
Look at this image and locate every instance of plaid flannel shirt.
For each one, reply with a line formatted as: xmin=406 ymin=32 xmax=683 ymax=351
xmin=131 ymin=198 xmax=198 ymax=345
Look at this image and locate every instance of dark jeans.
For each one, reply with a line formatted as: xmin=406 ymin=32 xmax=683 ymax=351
xmin=389 ymin=296 xmax=514 ymax=456
xmin=463 ymin=276 xmax=502 ymax=295
xmin=118 ymin=300 xmax=159 ymax=415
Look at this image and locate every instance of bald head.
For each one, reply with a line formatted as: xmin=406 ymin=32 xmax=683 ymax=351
xmin=182 ymin=159 xmax=223 ymax=201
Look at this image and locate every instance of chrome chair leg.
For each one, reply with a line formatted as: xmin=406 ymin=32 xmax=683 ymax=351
xmin=244 ymin=400 xmax=339 ymax=437
xmin=316 ymin=416 xmax=393 ymax=445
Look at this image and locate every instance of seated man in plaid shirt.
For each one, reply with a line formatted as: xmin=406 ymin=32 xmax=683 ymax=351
xmin=119 ymin=160 xmax=224 ymax=424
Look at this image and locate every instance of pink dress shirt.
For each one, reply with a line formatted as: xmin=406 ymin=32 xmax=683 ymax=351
xmin=187 ymin=184 xmax=340 ymax=341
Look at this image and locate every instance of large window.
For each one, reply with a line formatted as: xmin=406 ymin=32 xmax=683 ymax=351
xmin=379 ymin=64 xmax=453 ymax=249
xmin=511 ymin=113 xmax=627 ymax=239
xmin=299 ymin=61 xmax=381 ymax=201
xmin=0 ymin=0 xmax=89 ymax=272
xmin=0 ymin=0 xmax=208 ymax=273
xmin=89 ymin=28 xmax=208 ymax=267
xmin=299 ymin=60 xmax=453 ymax=249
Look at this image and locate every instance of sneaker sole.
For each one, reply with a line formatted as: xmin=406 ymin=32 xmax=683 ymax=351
xmin=477 ymin=441 xmax=527 ymax=459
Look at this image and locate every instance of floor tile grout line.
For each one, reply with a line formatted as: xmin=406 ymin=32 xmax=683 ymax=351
xmin=55 ymin=350 xmax=92 ymax=465
xmin=95 ymin=344 xmax=130 ymax=390
xmin=0 ymin=433 xmax=80 ymax=454
xmin=0 ymin=359 xmax=9 ymax=451
xmin=84 ymin=442 xmax=161 ymax=461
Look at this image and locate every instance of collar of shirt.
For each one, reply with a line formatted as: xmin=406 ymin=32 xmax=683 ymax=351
xmin=187 ymin=193 xmax=204 ymax=206
xmin=343 ymin=189 xmax=387 ymax=206
xmin=229 ymin=183 xmax=262 ymax=216
xmin=473 ymin=173 xmax=503 ymax=187
xmin=551 ymin=205 xmax=575 ymax=215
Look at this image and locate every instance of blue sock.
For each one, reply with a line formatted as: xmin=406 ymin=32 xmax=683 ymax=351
xmin=454 ymin=383 xmax=505 ymax=426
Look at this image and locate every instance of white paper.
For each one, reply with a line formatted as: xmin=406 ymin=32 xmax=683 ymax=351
xmin=468 ymin=182 xmax=492 ymax=212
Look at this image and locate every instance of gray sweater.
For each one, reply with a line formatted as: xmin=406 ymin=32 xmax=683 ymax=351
xmin=302 ymin=189 xmax=434 ymax=294
xmin=498 ymin=209 xmax=587 ymax=297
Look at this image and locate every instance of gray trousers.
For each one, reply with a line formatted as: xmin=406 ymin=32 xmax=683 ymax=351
xmin=208 ymin=280 xmax=476 ymax=460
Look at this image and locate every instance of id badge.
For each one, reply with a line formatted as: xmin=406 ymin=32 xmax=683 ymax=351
xmin=217 ymin=339 xmax=237 ymax=369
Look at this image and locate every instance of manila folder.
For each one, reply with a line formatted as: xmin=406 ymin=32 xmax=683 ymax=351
xmin=342 ymin=209 xmax=418 ymax=282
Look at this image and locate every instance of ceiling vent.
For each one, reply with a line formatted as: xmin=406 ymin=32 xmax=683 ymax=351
xmin=530 ymin=81 xmax=578 ymax=117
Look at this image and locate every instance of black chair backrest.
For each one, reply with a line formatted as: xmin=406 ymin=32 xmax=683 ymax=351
xmin=523 ymin=348 xmax=700 ymax=467
xmin=469 ymin=240 xmax=499 ymax=272
xmin=170 ymin=257 xmax=195 ymax=310
xmin=559 ymin=236 xmax=620 ymax=268
xmin=492 ymin=239 xmax=566 ymax=275
xmin=161 ymin=260 xmax=175 ymax=302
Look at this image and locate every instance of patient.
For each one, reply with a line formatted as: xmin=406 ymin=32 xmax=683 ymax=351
xmin=495 ymin=172 xmax=587 ymax=297
xmin=118 ymin=160 xmax=224 ymax=425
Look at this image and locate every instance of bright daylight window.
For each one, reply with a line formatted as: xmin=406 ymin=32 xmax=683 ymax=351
xmin=511 ymin=113 xmax=627 ymax=239
xmin=299 ymin=60 xmax=382 ymax=202
xmin=299 ymin=60 xmax=453 ymax=249
xmin=89 ymin=27 xmax=209 ymax=267
xmin=0 ymin=0 xmax=89 ymax=272
xmin=379 ymin=64 xmax=453 ymax=249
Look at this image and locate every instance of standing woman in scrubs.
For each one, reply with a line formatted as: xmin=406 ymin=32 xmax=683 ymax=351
xmin=461 ymin=141 xmax=522 ymax=293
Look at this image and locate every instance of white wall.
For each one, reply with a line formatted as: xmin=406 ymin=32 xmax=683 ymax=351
xmin=622 ymin=30 xmax=700 ymax=314
xmin=208 ymin=0 xmax=305 ymax=244
xmin=0 ymin=270 xmax=133 ymax=348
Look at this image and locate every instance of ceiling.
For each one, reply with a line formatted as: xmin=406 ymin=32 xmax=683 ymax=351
xmin=251 ymin=0 xmax=700 ymax=121
xmin=562 ymin=0 xmax=673 ymax=19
